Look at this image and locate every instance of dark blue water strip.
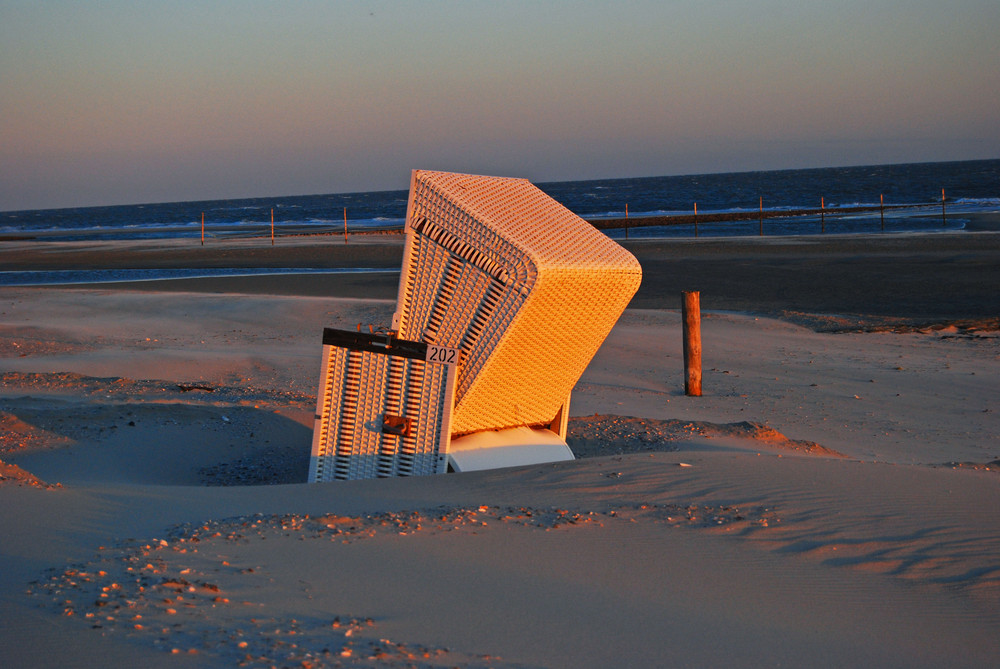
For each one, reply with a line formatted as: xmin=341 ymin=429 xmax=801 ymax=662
xmin=0 ymin=267 xmax=397 ymax=287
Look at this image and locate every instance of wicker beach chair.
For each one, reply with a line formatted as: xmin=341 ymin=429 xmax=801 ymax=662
xmin=309 ymin=170 xmax=641 ymax=481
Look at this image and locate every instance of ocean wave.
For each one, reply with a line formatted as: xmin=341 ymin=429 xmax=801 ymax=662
xmin=5 ymin=159 xmax=996 ymax=240
xmin=209 ymin=205 xmax=266 ymax=212
xmin=952 ymin=197 xmax=1000 ymax=207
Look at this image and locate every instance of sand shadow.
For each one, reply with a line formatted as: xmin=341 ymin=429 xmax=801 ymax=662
xmin=2 ymin=401 xmax=312 ymax=487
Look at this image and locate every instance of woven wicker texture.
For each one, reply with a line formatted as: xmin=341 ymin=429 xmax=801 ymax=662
xmin=309 ymin=335 xmax=454 ymax=482
xmin=394 ymin=170 xmax=642 ymax=435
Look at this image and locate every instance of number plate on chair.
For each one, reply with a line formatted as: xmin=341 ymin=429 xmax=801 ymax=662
xmin=425 ymin=344 xmax=459 ymax=366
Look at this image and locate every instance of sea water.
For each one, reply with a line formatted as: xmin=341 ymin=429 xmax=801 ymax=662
xmin=2 ymin=159 xmax=997 ymax=243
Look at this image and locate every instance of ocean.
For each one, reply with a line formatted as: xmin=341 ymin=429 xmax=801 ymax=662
xmin=3 ymin=159 xmax=998 ymax=243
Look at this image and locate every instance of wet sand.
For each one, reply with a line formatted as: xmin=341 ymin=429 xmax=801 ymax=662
xmin=3 ymin=220 xmax=999 ymax=329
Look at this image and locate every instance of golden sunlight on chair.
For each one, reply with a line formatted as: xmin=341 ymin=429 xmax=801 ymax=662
xmin=309 ymin=170 xmax=642 ymax=481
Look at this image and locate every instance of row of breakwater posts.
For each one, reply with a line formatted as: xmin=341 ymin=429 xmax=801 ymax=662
xmin=201 ymin=207 xmax=359 ymax=245
xmin=595 ymin=189 xmax=952 ymax=238
xmin=191 ymin=191 xmax=952 ymax=244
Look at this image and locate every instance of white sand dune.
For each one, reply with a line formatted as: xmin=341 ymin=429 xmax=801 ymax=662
xmin=2 ymin=285 xmax=999 ymax=668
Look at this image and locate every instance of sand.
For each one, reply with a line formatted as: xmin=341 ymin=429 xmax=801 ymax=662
xmin=2 ymin=228 xmax=999 ymax=667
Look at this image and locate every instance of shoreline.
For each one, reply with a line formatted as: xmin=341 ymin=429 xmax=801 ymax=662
xmin=3 ymin=225 xmax=999 ymax=331
xmin=4 ymin=206 xmax=996 ymax=243
xmin=597 ymin=208 xmax=1000 ymax=231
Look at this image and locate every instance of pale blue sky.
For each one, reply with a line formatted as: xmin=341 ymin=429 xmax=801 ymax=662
xmin=2 ymin=0 xmax=998 ymax=210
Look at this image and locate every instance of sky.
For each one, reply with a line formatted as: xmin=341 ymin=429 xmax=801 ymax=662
xmin=1 ymin=0 xmax=998 ymax=211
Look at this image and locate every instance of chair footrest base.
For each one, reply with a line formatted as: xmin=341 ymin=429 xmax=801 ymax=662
xmin=447 ymin=427 xmax=574 ymax=473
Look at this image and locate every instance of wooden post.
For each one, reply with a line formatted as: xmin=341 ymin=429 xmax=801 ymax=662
xmin=270 ymin=208 xmax=274 ymax=246
xmin=694 ymin=202 xmax=699 ymax=237
xmin=201 ymin=212 xmax=204 ymax=246
xmin=941 ymin=188 xmax=946 ymax=226
xmin=343 ymin=207 xmax=348 ymax=243
xmin=880 ymin=193 xmax=885 ymax=231
xmin=682 ymin=291 xmax=702 ymax=397
xmin=625 ymin=203 xmax=629 ymax=240
xmin=759 ymin=196 xmax=763 ymax=236
xmin=820 ymin=196 xmax=825 ymax=233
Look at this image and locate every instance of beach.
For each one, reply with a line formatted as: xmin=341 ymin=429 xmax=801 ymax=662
xmin=2 ymin=227 xmax=999 ymax=667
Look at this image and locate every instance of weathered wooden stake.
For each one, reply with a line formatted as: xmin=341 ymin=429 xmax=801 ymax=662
xmin=821 ymin=196 xmax=825 ymax=233
xmin=941 ymin=188 xmax=947 ymax=226
xmin=694 ymin=202 xmax=699 ymax=237
xmin=625 ymin=203 xmax=629 ymax=240
xmin=271 ymin=208 xmax=274 ymax=246
xmin=343 ymin=207 xmax=348 ymax=243
xmin=682 ymin=291 xmax=702 ymax=397
xmin=201 ymin=212 xmax=204 ymax=246
xmin=758 ymin=196 xmax=763 ymax=236
xmin=880 ymin=193 xmax=885 ymax=231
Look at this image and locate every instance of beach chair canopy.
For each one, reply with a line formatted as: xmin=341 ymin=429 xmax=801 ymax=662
xmin=310 ymin=170 xmax=641 ymax=481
